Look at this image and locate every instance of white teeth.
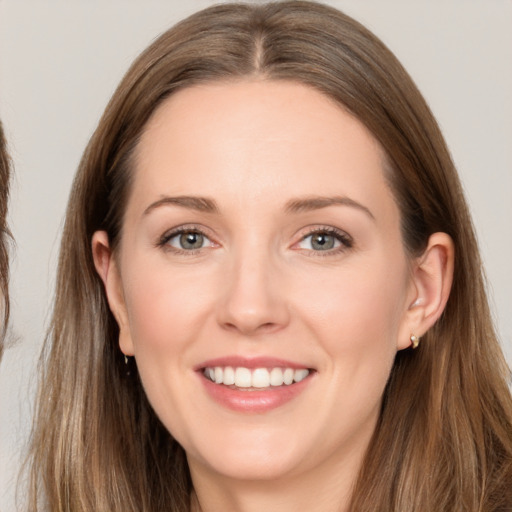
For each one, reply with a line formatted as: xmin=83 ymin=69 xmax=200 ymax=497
xmin=252 ymin=368 xmax=270 ymax=388
xmin=235 ymin=367 xmax=252 ymax=388
xmin=270 ymin=367 xmax=284 ymax=386
xmin=203 ymin=366 xmax=310 ymax=388
xmin=223 ymin=366 xmax=235 ymax=385
xmin=294 ymin=369 xmax=309 ymax=383
xmin=283 ymin=368 xmax=294 ymax=385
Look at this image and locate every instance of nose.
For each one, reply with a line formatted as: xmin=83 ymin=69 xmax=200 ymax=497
xmin=216 ymin=248 xmax=290 ymax=336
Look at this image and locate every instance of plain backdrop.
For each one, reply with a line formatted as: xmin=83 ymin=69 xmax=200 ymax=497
xmin=1 ymin=1 xmax=511 ymax=510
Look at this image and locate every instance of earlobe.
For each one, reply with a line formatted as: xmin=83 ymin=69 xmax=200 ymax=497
xmin=398 ymin=232 xmax=454 ymax=350
xmin=91 ymin=231 xmax=134 ymax=357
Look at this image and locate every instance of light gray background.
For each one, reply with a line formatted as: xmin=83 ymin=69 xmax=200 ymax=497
xmin=1 ymin=1 xmax=511 ymax=510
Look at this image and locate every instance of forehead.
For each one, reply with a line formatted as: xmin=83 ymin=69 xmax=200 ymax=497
xmin=131 ymin=79 xmax=397 ymax=221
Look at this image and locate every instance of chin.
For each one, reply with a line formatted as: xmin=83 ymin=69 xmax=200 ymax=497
xmin=185 ymin=426 xmax=307 ymax=481
xmin=196 ymin=452 xmax=301 ymax=482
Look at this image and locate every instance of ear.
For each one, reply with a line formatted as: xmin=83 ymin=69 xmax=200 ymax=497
xmin=397 ymin=232 xmax=454 ymax=350
xmin=92 ymin=231 xmax=134 ymax=357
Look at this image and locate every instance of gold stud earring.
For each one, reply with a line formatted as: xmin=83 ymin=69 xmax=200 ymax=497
xmin=410 ymin=334 xmax=420 ymax=349
xmin=123 ymin=354 xmax=132 ymax=377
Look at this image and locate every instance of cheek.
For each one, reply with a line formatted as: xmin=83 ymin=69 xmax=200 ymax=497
xmin=119 ymin=260 xmax=215 ymax=426
xmin=300 ymin=259 xmax=407 ymax=343
xmin=123 ymin=265 xmax=211 ymax=355
xmin=293 ymin=251 xmax=410 ymax=409
xmin=295 ymin=256 xmax=409 ymax=432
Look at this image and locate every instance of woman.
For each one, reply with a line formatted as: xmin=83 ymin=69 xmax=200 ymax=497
xmin=27 ymin=2 xmax=512 ymax=511
xmin=0 ymin=121 xmax=11 ymax=357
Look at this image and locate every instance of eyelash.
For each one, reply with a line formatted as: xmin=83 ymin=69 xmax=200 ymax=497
xmin=295 ymin=226 xmax=353 ymax=256
xmin=157 ymin=225 xmax=353 ymax=256
xmin=157 ymin=225 xmax=214 ymax=255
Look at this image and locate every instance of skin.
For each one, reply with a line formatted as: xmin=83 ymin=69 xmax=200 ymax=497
xmin=93 ymin=80 xmax=453 ymax=512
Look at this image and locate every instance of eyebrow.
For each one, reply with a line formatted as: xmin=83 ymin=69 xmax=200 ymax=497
xmin=285 ymin=195 xmax=375 ymax=220
xmin=143 ymin=195 xmax=219 ymax=215
xmin=143 ymin=194 xmax=374 ymax=220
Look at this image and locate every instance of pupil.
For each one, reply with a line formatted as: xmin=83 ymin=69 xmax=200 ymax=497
xmin=180 ymin=232 xmax=203 ymax=249
xmin=312 ymin=233 xmax=334 ymax=250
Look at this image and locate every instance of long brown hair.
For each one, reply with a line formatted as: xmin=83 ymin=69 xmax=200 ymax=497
xmin=27 ymin=2 xmax=512 ymax=510
xmin=0 ymin=120 xmax=11 ymax=356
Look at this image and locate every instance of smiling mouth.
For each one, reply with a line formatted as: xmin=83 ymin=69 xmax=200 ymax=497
xmin=203 ymin=366 xmax=311 ymax=390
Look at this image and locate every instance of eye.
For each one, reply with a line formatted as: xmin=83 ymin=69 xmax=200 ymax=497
xmin=296 ymin=228 xmax=352 ymax=253
xmin=161 ymin=229 xmax=213 ymax=251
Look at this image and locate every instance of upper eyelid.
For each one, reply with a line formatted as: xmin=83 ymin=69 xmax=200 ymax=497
xmin=292 ymin=226 xmax=354 ymax=253
xmin=296 ymin=225 xmax=352 ymax=241
xmin=161 ymin=223 xmax=213 ymax=236
xmin=156 ymin=223 xmax=353 ymax=248
xmin=158 ymin=224 xmax=215 ymax=245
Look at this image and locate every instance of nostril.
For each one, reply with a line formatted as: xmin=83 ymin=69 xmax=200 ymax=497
xmin=260 ymin=322 xmax=279 ymax=332
xmin=222 ymin=322 xmax=238 ymax=333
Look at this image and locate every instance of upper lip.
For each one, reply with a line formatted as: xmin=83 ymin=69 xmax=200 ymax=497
xmin=194 ymin=356 xmax=313 ymax=371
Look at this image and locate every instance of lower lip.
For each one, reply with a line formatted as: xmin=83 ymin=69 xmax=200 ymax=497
xmin=199 ymin=373 xmax=313 ymax=413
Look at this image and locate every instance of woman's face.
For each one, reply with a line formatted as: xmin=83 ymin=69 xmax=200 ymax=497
xmin=98 ymin=80 xmax=419 ymax=483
